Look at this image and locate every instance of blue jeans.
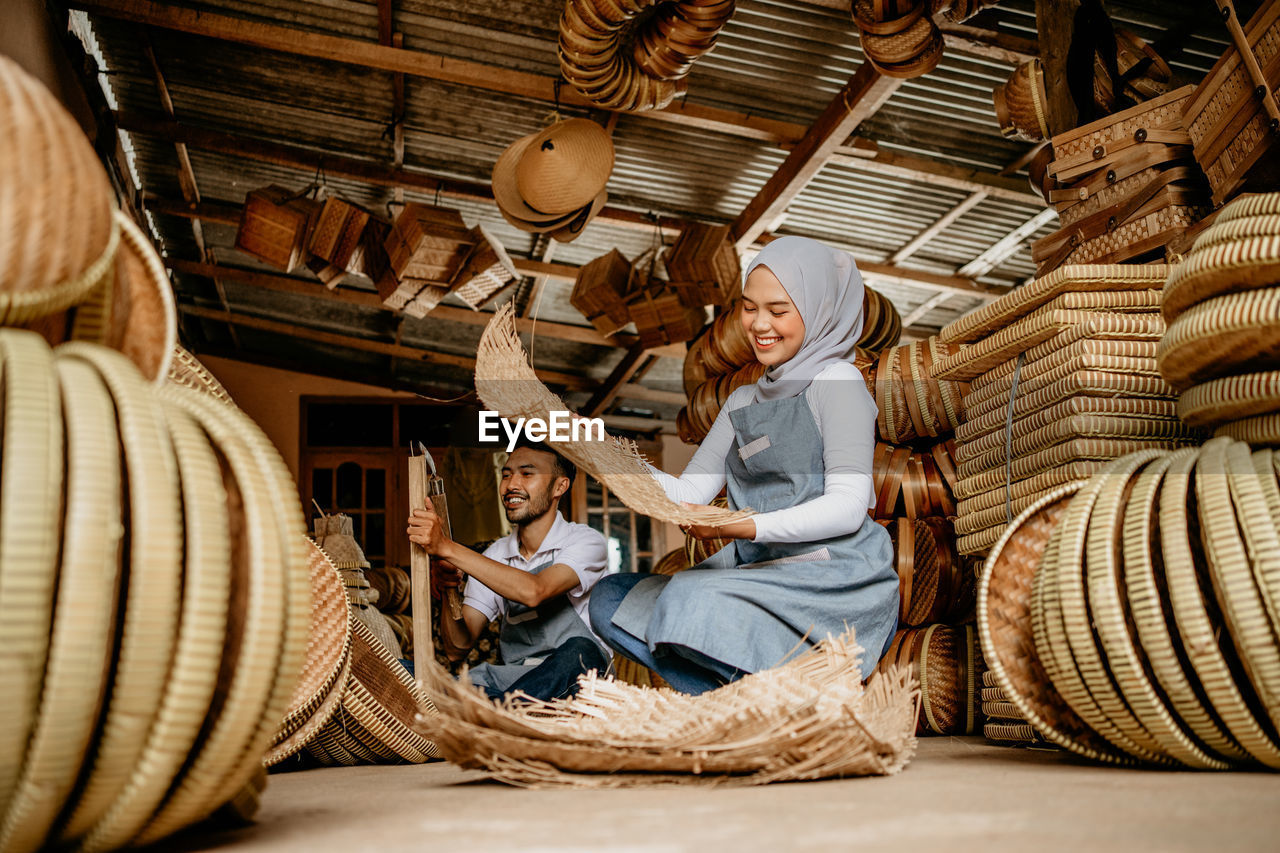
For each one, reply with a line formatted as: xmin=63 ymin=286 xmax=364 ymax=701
xmin=485 ymin=636 xmax=609 ymax=702
xmin=588 ymin=573 xmax=743 ymax=696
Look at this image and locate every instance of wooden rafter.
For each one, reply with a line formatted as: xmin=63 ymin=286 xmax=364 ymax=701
xmin=900 ymin=291 xmax=953 ymax=328
xmin=69 ymin=0 xmax=804 ymax=145
xmin=890 ymin=191 xmax=989 ymax=264
xmin=731 ymin=63 xmax=902 ymax=249
xmin=585 ymin=344 xmax=649 ymax=417
xmin=827 ymin=144 xmax=1042 ymax=205
xmin=162 ymin=258 xmax=635 ymax=349
xmin=179 ymin=304 xmax=596 ymax=390
xmin=618 ymin=383 xmax=686 ymax=406
xmin=956 ymin=208 xmax=1058 ymax=278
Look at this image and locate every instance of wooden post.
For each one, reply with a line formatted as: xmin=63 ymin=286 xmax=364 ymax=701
xmin=408 ymin=454 xmax=433 ymax=688
xmin=1035 ymin=0 xmax=1082 ymax=136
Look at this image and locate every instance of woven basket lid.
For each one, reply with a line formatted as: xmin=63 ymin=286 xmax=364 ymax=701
xmin=166 ymin=345 xmax=236 ymax=406
xmin=0 ymin=57 xmax=116 ymax=326
xmin=1163 ymin=233 xmax=1280 ymax=321
xmin=983 ymin=722 xmax=1040 ymax=743
xmin=50 ymin=345 xmax=182 ymax=845
xmin=130 ymin=385 xmax=292 ymax=846
xmin=95 ymin=212 xmax=177 ymax=383
xmin=979 ymin=482 xmax=1132 ymax=763
xmin=1214 ymin=412 xmax=1280 ymax=445
xmin=514 ymin=118 xmax=614 ymax=217
xmin=1120 ymin=450 xmax=1247 ymax=762
xmin=1083 ymin=450 xmax=1226 ymax=767
xmin=0 ymin=331 xmax=63 ymax=817
xmin=0 ymin=357 xmax=119 ymax=853
xmin=1158 ymin=447 xmax=1280 ymax=767
xmin=1178 ymin=370 xmax=1280 ymax=427
xmin=938 ymin=264 xmax=1169 ymax=346
xmin=76 ymin=393 xmax=235 ymax=853
xmin=1158 ymin=287 xmax=1280 ymax=390
xmin=1214 ymin=192 xmax=1280 ymax=224
xmin=1193 ymin=438 xmax=1280 ymax=732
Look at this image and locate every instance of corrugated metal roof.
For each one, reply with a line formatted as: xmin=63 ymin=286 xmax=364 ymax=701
xmin=69 ymin=0 xmax=1228 ymax=411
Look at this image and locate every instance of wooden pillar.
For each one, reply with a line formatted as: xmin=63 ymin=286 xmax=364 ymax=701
xmin=1035 ymin=0 xmax=1081 ymax=136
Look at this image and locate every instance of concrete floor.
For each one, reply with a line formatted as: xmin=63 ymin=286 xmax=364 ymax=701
xmin=166 ymin=738 xmax=1280 ymax=852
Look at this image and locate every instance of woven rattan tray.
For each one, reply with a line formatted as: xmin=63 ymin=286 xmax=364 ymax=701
xmin=963 ymin=355 xmax=1163 ymax=423
xmin=969 ymin=337 xmax=1159 ymax=394
xmin=1158 ymin=287 xmax=1280 ymax=389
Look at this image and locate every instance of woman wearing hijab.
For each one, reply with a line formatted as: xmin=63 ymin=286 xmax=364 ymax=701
xmin=588 ymin=235 xmax=897 ymax=695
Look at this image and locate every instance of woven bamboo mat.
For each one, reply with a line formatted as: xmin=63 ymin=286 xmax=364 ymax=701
xmin=938 ymin=264 xmax=1169 ymax=345
xmin=934 ymin=312 xmax=1165 ymax=382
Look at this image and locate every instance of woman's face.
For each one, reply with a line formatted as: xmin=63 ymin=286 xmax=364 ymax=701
xmin=741 ymin=265 xmax=805 ymax=367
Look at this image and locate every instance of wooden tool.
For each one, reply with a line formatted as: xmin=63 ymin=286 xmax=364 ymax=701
xmin=408 ymin=443 xmax=464 ymax=687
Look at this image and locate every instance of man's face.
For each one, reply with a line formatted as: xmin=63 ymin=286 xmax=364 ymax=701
xmin=499 ymin=447 xmax=564 ymax=524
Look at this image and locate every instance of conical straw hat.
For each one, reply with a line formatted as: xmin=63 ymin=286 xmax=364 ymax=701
xmin=514 ymin=118 xmax=614 ymax=216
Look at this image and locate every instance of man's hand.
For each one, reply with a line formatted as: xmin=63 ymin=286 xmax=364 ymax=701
xmin=678 ymin=503 xmax=757 ymax=542
xmin=407 ymin=505 xmax=455 ymax=557
xmin=430 ymin=557 xmax=463 ymax=602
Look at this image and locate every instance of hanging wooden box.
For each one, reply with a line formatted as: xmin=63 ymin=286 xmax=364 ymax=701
xmin=350 ymin=217 xmax=392 ymax=283
xmin=1046 ymin=85 xmax=1197 ymax=185
xmin=383 ymin=203 xmax=478 ymax=283
xmin=571 ymin=249 xmax=635 ymax=337
xmin=308 ymin=193 xmax=371 ymax=279
xmin=234 ymin=185 xmax=321 ymax=272
xmin=403 ymin=285 xmax=449 ymax=319
xmin=450 ymin=225 xmax=519 ymax=310
xmin=665 ymin=222 xmax=740 ymax=308
xmin=1182 ymin=0 xmax=1280 ymax=205
xmin=627 ymin=284 xmax=705 ymax=348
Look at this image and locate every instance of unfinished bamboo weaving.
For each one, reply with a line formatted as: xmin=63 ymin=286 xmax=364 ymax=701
xmin=419 ymin=628 xmax=918 ymax=787
xmin=476 ymin=303 xmax=752 ymax=526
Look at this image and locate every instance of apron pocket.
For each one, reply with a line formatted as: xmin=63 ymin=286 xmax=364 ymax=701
xmin=737 ymin=434 xmax=772 ymax=461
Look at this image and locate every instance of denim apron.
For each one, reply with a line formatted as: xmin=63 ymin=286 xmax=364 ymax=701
xmin=610 ymin=391 xmax=898 ymax=678
xmin=468 ymin=558 xmax=605 ymax=694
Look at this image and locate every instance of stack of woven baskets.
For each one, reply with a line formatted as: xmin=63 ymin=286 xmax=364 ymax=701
xmin=1160 ymin=193 xmax=1280 ymax=446
xmin=558 ymin=0 xmax=735 ymax=112
xmin=313 ymin=514 xmax=406 ymax=661
xmin=1031 ymin=86 xmax=1213 ymax=275
xmin=979 ymin=437 xmax=1280 ymax=768
xmin=852 ymin=1 xmax=944 ymax=79
xmin=0 ymin=57 xmax=318 ymax=851
xmin=934 ymin=264 xmax=1205 ymax=558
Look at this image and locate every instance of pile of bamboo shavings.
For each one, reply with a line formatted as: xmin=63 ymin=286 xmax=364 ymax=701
xmin=475 ymin=303 xmax=753 ymax=527
xmin=418 ymin=629 xmax=919 ymax=788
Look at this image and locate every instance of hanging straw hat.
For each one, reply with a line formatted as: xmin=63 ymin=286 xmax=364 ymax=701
xmin=0 ymin=57 xmax=176 ymax=383
xmin=491 ymin=117 xmax=612 ymax=238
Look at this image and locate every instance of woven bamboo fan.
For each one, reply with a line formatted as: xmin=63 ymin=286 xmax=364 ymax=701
xmin=876 ymin=624 xmax=977 ymax=736
xmin=422 ymin=627 xmax=918 ymax=786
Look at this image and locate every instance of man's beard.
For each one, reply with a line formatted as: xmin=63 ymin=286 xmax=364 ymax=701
xmin=503 ymin=484 xmax=554 ymax=524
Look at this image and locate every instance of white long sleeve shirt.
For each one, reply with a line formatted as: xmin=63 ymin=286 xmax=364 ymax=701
xmin=651 ymin=362 xmax=877 ymax=543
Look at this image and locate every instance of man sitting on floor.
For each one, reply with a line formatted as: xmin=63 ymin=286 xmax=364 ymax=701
xmin=407 ymin=437 xmax=610 ymax=701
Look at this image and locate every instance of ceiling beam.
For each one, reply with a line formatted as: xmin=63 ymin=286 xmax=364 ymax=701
xmin=899 ymin=291 xmax=953 ymax=328
xmin=179 ymin=304 xmax=596 ymax=390
xmin=731 ymin=63 xmax=901 ymax=249
xmin=585 ymin=344 xmax=649 ymax=417
xmin=163 ymin=258 xmax=634 ymax=349
xmin=70 ymin=0 xmax=804 ymax=145
xmin=116 ymin=110 xmax=683 ymax=235
xmin=956 ymin=208 xmax=1058 ymax=278
xmin=826 ymin=144 xmax=1042 ymax=205
xmin=937 ymin=21 xmax=1039 ymax=64
xmin=890 ymin=191 xmax=988 ymax=264
xmin=617 ymin=383 xmax=687 ymax=406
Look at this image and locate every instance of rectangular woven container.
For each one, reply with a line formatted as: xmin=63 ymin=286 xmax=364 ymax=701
xmin=234 ymin=185 xmax=321 ymax=272
xmin=571 ymin=249 xmax=635 ymax=337
xmin=665 ymin=222 xmax=741 ymax=308
xmin=1182 ymin=0 xmax=1280 ymax=204
xmin=384 ymin=203 xmax=477 ymax=283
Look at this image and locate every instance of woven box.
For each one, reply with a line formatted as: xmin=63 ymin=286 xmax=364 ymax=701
xmin=383 ymin=203 xmax=478 ymax=284
xmin=627 ymin=284 xmax=705 ymax=348
xmin=571 ymin=249 xmax=635 ymax=337
xmin=308 ymin=196 xmax=370 ymax=284
xmin=234 ymin=185 xmax=321 ymax=272
xmin=665 ymin=222 xmax=741 ymax=308
xmin=1183 ymin=0 xmax=1280 ymax=205
xmin=450 ymin=225 xmax=518 ymax=311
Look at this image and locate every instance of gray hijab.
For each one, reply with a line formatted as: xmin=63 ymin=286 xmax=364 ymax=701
xmin=744 ymin=236 xmax=865 ymax=401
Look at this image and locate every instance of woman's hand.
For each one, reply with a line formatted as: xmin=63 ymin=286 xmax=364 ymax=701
xmin=678 ymin=503 xmax=757 ymax=541
xmin=407 ymin=505 xmax=455 ymax=557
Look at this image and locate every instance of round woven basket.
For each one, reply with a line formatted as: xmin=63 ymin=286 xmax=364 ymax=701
xmin=877 ymin=623 xmax=977 ymax=736
xmin=1177 ymin=370 xmax=1280 ymax=427
xmin=366 ymin=565 xmax=412 ymax=614
xmin=1162 ymin=232 xmax=1280 ymax=321
xmin=979 ymin=482 xmax=1134 ymax=763
xmin=993 ymin=59 xmax=1049 ymax=141
xmin=1157 ymin=287 xmax=1280 ymax=390
xmin=167 ymin=345 xmax=236 ymax=406
xmin=0 ymin=57 xmax=116 ymax=328
xmin=890 ymin=518 xmax=967 ymax=627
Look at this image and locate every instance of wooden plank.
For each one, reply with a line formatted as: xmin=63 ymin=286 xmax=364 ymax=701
xmin=71 ymin=0 xmax=805 ymax=144
xmin=179 ymin=304 xmax=596 ymax=389
xmin=164 ymin=258 xmax=634 ymax=348
xmin=938 ymin=21 xmax=1039 ymax=64
xmin=585 ymin=344 xmax=649 ymax=416
xmin=1035 ymin=0 xmax=1081 ymax=135
xmin=117 ymin=111 xmax=682 ymax=234
xmin=407 ymin=453 xmax=433 ymax=688
xmin=956 ymin=208 xmax=1058 ymax=278
xmin=889 ymin=191 xmax=988 ymax=264
xmin=731 ymin=63 xmax=902 ymax=249
xmin=899 ymin=291 xmax=952 ymax=328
